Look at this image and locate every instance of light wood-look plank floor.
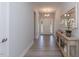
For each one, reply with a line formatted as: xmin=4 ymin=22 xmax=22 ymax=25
xmin=24 ymin=35 xmax=62 ymax=57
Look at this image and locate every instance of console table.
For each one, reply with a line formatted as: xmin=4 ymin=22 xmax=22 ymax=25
xmin=56 ymin=32 xmax=79 ymax=57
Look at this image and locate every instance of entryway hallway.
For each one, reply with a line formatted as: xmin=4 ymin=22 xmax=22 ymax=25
xmin=0 ymin=2 xmax=78 ymax=57
xmin=25 ymin=35 xmax=62 ymax=57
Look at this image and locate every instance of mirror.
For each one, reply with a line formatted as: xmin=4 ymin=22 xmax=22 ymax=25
xmin=61 ymin=7 xmax=77 ymax=37
xmin=61 ymin=7 xmax=77 ymax=30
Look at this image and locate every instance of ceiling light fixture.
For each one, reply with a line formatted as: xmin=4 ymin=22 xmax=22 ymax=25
xmin=44 ymin=14 xmax=50 ymax=17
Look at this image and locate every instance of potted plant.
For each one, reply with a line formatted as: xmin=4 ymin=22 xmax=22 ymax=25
xmin=65 ymin=19 xmax=72 ymax=37
xmin=64 ymin=14 xmax=73 ymax=37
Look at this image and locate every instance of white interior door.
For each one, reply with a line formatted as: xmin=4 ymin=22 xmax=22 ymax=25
xmin=40 ymin=18 xmax=53 ymax=35
xmin=39 ymin=13 xmax=54 ymax=35
xmin=43 ymin=19 xmax=51 ymax=34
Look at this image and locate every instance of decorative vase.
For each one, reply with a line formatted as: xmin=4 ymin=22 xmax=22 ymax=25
xmin=65 ymin=30 xmax=72 ymax=37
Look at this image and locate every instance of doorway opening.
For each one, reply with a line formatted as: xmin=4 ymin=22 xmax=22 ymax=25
xmin=39 ymin=12 xmax=55 ymax=36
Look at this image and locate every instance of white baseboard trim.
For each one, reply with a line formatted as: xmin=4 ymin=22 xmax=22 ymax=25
xmin=19 ymin=41 xmax=33 ymax=57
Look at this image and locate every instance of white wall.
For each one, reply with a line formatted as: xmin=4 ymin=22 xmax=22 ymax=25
xmin=35 ymin=10 xmax=40 ymax=39
xmin=72 ymin=3 xmax=79 ymax=37
xmin=0 ymin=2 xmax=9 ymax=57
xmin=61 ymin=2 xmax=76 ymax=15
xmin=9 ymin=2 xmax=34 ymax=57
xmin=54 ymin=8 xmax=61 ymax=35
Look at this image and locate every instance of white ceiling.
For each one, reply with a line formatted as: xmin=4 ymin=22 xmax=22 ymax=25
xmin=32 ymin=2 xmax=64 ymax=13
